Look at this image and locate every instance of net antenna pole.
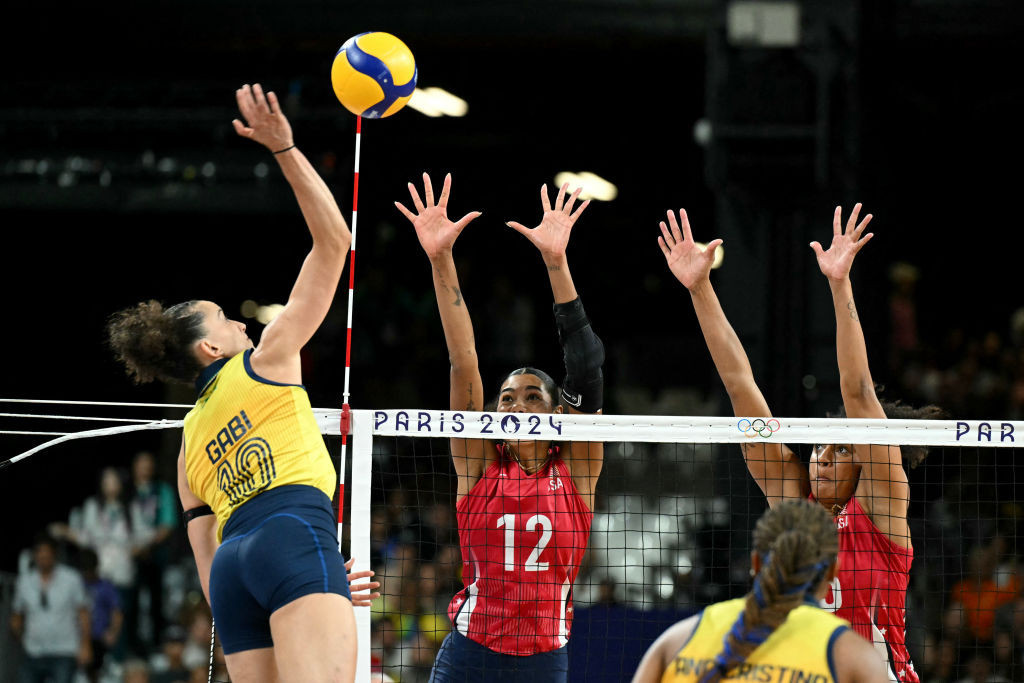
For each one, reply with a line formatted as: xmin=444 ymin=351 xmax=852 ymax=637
xmin=337 ymin=116 xmax=362 ymax=550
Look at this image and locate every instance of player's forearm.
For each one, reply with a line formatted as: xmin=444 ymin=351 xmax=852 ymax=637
xmin=689 ymin=281 xmax=758 ymax=399
xmin=829 ymin=277 xmax=875 ymax=402
xmin=429 ymin=252 xmax=479 ymax=369
xmin=276 ymin=148 xmax=351 ymax=253
xmin=543 ymin=253 xmax=579 ymax=305
xmin=187 ymin=518 xmax=219 ymax=606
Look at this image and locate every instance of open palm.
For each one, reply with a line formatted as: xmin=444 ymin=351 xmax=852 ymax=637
xmin=506 ymin=183 xmax=590 ymax=261
xmin=395 ymin=173 xmax=481 ymax=260
xmin=658 ymin=209 xmax=722 ymax=290
xmin=810 ymin=203 xmax=874 ymax=282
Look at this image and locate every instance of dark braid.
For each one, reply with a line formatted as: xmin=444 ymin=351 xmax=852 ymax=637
xmin=699 ymin=501 xmax=839 ymax=683
xmin=107 ymin=300 xmax=206 ymax=385
xmin=830 ymin=394 xmax=948 ymax=468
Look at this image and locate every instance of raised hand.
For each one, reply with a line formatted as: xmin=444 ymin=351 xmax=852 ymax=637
xmin=810 ymin=203 xmax=874 ymax=282
xmin=658 ymin=209 xmax=723 ymax=290
xmin=506 ymin=183 xmax=590 ymax=264
xmin=345 ymin=557 xmax=381 ymax=608
xmin=231 ymin=83 xmax=294 ymax=152
xmin=395 ymin=173 xmax=482 ymax=261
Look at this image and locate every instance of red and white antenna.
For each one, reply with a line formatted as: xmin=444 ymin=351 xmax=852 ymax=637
xmin=337 ymin=116 xmax=362 ymax=548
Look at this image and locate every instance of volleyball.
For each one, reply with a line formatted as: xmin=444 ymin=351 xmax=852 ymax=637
xmin=331 ymin=32 xmax=417 ymax=119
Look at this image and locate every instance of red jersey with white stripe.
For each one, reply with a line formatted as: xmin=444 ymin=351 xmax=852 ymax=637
xmin=815 ymin=495 xmax=917 ymax=682
xmin=449 ymin=449 xmax=593 ymax=655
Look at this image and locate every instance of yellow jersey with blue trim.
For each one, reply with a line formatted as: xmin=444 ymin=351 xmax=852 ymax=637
xmin=183 ymin=349 xmax=335 ymax=540
xmin=661 ymin=598 xmax=850 ymax=683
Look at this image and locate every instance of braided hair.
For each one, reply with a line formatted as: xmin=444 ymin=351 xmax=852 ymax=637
xmin=699 ymin=501 xmax=839 ymax=683
xmin=107 ymin=300 xmax=206 ymax=385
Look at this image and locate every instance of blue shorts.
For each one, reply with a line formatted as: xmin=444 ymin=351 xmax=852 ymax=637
xmin=429 ymin=630 xmax=568 ymax=683
xmin=209 ymin=485 xmax=351 ymax=655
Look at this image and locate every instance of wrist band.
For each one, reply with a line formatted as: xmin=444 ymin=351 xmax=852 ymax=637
xmin=272 ymin=144 xmax=296 ymax=155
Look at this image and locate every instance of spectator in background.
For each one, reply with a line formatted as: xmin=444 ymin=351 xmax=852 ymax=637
xmin=129 ymin=450 xmax=178 ymax=652
xmin=123 ymin=658 xmax=152 ymax=683
xmin=80 ymin=548 xmax=122 ymax=683
xmin=152 ymin=625 xmax=191 ymax=683
xmin=10 ymin=535 xmax=92 ymax=683
xmin=51 ymin=466 xmax=135 ymax=658
xmin=993 ymin=597 xmax=1024 ymax=681
xmin=180 ymin=608 xmax=213 ymax=672
xmin=947 ymin=540 xmax=1021 ymax=644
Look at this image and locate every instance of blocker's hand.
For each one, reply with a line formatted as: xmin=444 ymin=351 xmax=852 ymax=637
xmin=396 ymin=172 xmax=482 ymax=260
xmin=345 ymin=557 xmax=381 ymax=608
xmin=232 ymin=83 xmax=294 ymax=153
xmin=810 ymin=203 xmax=874 ymax=283
xmin=658 ymin=209 xmax=722 ymax=290
xmin=506 ymin=183 xmax=590 ymax=265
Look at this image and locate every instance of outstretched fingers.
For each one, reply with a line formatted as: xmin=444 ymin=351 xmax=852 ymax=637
xmin=845 ymin=203 xmax=863 ymax=235
xmin=407 ymin=182 xmax=425 ymax=213
xmin=659 ymin=221 xmax=675 ymax=248
xmin=554 ymin=182 xmax=570 ymax=211
xmin=252 ymin=83 xmax=271 ymax=115
xmin=569 ymin=198 xmax=590 ymax=222
xmin=540 ymin=184 xmax=552 ymax=213
xmin=231 ymin=118 xmax=253 ymax=139
xmin=266 ymin=90 xmax=281 ymax=115
xmin=665 ymin=209 xmax=684 ymax=243
xmin=423 ymin=173 xmax=435 ymax=207
xmin=853 ymin=231 xmax=875 ymax=252
xmin=563 ymin=186 xmax=582 ymax=216
xmin=394 ymin=201 xmax=416 ymax=222
xmin=454 ymin=211 xmax=482 ymax=233
xmin=658 ymin=235 xmax=672 ymax=259
xmin=438 ymin=173 xmax=452 ymax=208
xmin=678 ymin=209 xmax=695 ymax=243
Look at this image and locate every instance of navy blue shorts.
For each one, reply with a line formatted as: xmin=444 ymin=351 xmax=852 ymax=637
xmin=429 ymin=630 xmax=568 ymax=683
xmin=209 ymin=485 xmax=351 ymax=655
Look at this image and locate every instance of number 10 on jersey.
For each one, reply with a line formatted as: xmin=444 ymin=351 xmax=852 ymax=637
xmin=497 ymin=514 xmax=553 ymax=571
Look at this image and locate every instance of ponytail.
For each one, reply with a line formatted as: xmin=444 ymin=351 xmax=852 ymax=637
xmin=107 ymin=300 xmax=206 ymax=385
xmin=699 ymin=501 xmax=838 ymax=683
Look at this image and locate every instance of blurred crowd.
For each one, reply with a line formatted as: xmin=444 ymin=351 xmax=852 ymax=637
xmin=7 ymin=451 xmax=228 ymax=683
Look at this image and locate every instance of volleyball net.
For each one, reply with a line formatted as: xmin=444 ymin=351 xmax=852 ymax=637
xmin=360 ymin=411 xmax=1021 ymax=683
xmin=3 ymin=406 xmax=1022 ymax=682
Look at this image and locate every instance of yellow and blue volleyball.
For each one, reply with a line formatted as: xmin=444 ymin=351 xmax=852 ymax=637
xmin=331 ymin=32 xmax=417 ymax=119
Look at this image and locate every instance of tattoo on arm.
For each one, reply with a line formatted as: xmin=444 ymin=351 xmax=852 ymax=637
xmin=547 ymin=264 xmax=561 ymax=272
xmin=847 ymin=299 xmax=859 ymax=321
xmin=466 ymin=383 xmax=475 ymax=410
xmin=452 ymin=287 xmax=463 ymax=306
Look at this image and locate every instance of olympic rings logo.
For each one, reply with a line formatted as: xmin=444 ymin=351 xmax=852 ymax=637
xmin=738 ymin=418 xmax=781 ymax=438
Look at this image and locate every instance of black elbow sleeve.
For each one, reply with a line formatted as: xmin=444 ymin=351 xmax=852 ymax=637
xmin=553 ymin=297 xmax=604 ymax=412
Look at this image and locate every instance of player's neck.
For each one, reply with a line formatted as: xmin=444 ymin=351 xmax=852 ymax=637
xmin=506 ymin=441 xmax=548 ymax=475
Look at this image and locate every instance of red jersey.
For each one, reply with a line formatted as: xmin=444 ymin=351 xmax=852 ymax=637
xmin=815 ymin=495 xmax=917 ymax=682
xmin=449 ymin=450 xmax=593 ymax=655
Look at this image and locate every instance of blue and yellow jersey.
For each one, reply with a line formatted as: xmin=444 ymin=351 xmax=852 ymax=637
xmin=183 ymin=349 xmax=336 ymax=540
xmin=662 ymin=598 xmax=849 ymax=683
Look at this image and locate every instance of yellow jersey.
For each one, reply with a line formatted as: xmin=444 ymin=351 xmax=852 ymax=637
xmin=662 ymin=598 xmax=849 ymax=683
xmin=183 ymin=349 xmax=336 ymax=540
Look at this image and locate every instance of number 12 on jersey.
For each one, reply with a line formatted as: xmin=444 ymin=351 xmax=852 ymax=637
xmin=497 ymin=514 xmax=553 ymax=571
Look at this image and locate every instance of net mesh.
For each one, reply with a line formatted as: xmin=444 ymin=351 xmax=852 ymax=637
xmin=360 ymin=413 xmax=1024 ymax=683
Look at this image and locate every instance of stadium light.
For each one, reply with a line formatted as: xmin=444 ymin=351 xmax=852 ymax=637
xmin=552 ymin=171 xmax=618 ymax=202
xmin=408 ymin=87 xmax=468 ymax=118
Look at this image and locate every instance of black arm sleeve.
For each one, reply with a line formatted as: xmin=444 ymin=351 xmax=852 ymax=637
xmin=553 ymin=297 xmax=605 ymax=413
